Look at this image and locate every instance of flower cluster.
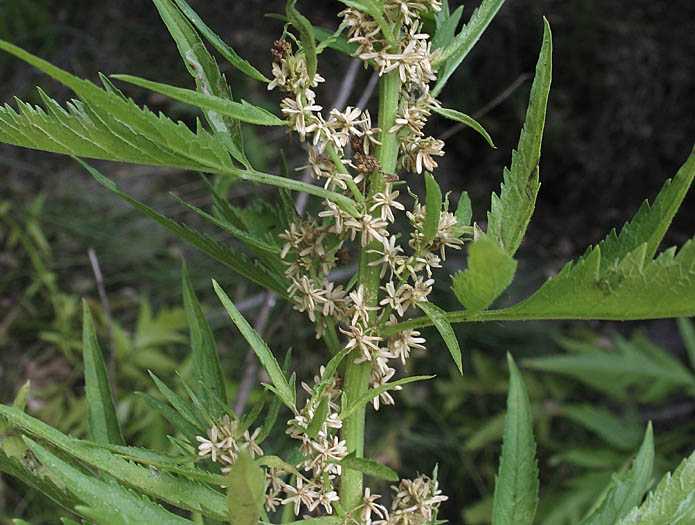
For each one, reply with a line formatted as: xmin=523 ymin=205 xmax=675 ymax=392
xmin=340 ymin=0 xmax=445 ymax=174
xmin=196 ymin=2 xmax=453 ymax=520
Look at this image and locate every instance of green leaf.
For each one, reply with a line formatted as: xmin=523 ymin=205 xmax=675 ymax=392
xmin=287 ymin=0 xmax=317 ymax=82
xmin=617 ymin=447 xmax=695 ymax=525
xmin=0 ymin=40 xmax=360 ymax=216
xmin=486 ymin=18 xmax=552 ymax=256
xmin=423 ymin=172 xmax=443 ymax=244
xmin=152 ymin=0 xmax=244 ymax=159
xmin=314 ymin=26 xmax=359 ymax=57
xmin=258 ymin=350 xmax=292 ymax=443
xmin=11 ymin=380 xmax=31 ymax=411
xmin=416 ymin=301 xmax=463 ymax=374
xmin=169 ymin=0 xmax=269 ymax=82
xmin=0 ymin=406 xmax=228 ymax=520
xmin=431 ymin=5 xmax=464 ymax=51
xmin=451 ymin=235 xmax=517 ymax=312
xmin=339 ymin=451 xmax=399 ymax=482
xmin=81 ymin=160 xmax=289 ymax=297
xmin=136 ymin=392 xmax=199 ymax=443
xmin=226 ymin=449 xmax=265 ymax=525
xmin=182 ymin=261 xmax=227 ymax=418
xmin=305 ymin=396 xmax=330 ymax=439
xmin=432 ymin=0 xmax=507 ymax=97
xmin=677 ymin=316 xmax=695 ymax=371
xmin=213 ymin=280 xmax=296 ymax=409
xmin=23 ymin=437 xmax=197 ymax=524
xmin=432 ymin=106 xmax=495 ymax=148
xmin=594 ymin=147 xmax=695 ymax=273
xmin=309 ymin=345 xmax=353 ymax=407
xmin=523 ymin=335 xmax=695 ymax=401
xmin=579 ymin=423 xmax=654 ymax=525
xmin=112 ymin=74 xmax=285 ymax=126
xmin=339 ymin=375 xmax=434 ymax=420
xmin=148 ymin=371 xmax=207 ymax=432
xmin=498 ymin=239 xmax=695 ymax=320
xmin=454 ymin=191 xmax=472 ymax=232
xmin=82 ymin=300 xmax=125 ymax=446
xmin=491 ymin=353 xmax=539 ymax=525
xmin=562 ymin=405 xmax=642 ymax=451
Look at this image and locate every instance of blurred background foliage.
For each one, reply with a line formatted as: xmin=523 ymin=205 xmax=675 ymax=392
xmin=1 ymin=0 xmax=694 ymax=522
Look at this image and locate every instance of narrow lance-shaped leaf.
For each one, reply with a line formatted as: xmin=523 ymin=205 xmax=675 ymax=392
xmin=339 ymin=451 xmax=399 ymax=482
xmin=491 ymin=353 xmax=539 ymax=525
xmin=0 ymin=406 xmax=228 ymax=520
xmin=416 ymin=301 xmax=463 ymax=374
xmin=617 ymin=447 xmax=695 ymax=525
xmin=0 ymin=41 xmax=361 ymax=217
xmin=80 ymin=160 xmax=290 ymax=297
xmin=23 ymin=437 xmax=196 ymax=524
xmin=452 ymin=235 xmax=517 ymax=312
xmin=182 ymin=261 xmax=227 ymax=418
xmin=432 ymin=106 xmax=496 ymax=148
xmin=339 ymin=375 xmax=434 ymax=420
xmin=226 ymin=449 xmax=265 ymax=525
xmin=170 ymin=0 xmax=270 ymax=82
xmin=213 ymin=280 xmax=296 ymax=409
xmin=287 ymin=0 xmax=317 ymax=81
xmin=486 ymin=18 xmax=552 ymax=256
xmin=423 ymin=172 xmax=443 ymax=244
xmin=112 ymin=74 xmax=285 ymax=126
xmin=432 ymin=0 xmax=507 ymax=97
xmin=305 ymin=396 xmax=330 ymax=440
xmin=431 ymin=4 xmax=464 ymax=52
xmin=579 ymin=423 xmax=654 ymax=525
xmin=152 ymin=0 xmax=245 ymax=162
xmin=82 ymin=300 xmax=125 ymax=446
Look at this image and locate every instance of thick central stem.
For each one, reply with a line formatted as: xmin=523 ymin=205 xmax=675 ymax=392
xmin=340 ymin=71 xmax=400 ymax=512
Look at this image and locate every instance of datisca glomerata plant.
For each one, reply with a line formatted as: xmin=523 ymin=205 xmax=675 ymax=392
xmin=1 ymin=0 xmax=694 ymax=524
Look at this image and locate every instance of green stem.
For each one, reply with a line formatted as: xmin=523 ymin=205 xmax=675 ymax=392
xmin=340 ymin=71 xmax=400 ymax=513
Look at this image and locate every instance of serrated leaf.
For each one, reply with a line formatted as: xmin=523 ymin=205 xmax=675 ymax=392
xmin=562 ymin=405 xmax=642 ymax=451
xmin=81 ymin=300 xmax=124 ymax=446
xmin=491 ymin=353 xmax=539 ymax=525
xmin=169 ymin=0 xmax=269 ymax=83
xmin=213 ymin=280 xmax=296 ymax=409
xmin=423 ymin=172 xmax=443 ymax=244
xmin=486 ymin=19 xmax=552 ymax=256
xmin=0 ymin=40 xmax=361 ymax=216
xmin=152 ymin=0 xmax=244 ymax=159
xmin=80 ymin=160 xmax=289 ymax=297
xmin=0 ymin=406 xmax=228 ymax=520
xmin=595 ymin=147 xmax=695 ymax=273
xmin=339 ymin=375 xmax=434 ymax=420
xmin=182 ymin=261 xmax=227 ymax=418
xmin=452 ymin=235 xmax=517 ymax=312
xmin=148 ymin=371 xmax=207 ymax=432
xmin=499 ymin=239 xmax=695 ymax=320
xmin=136 ymin=392 xmax=199 ymax=443
xmin=455 ymin=191 xmax=472 ymax=232
xmin=339 ymin=451 xmax=399 ymax=482
xmin=287 ymin=0 xmax=317 ymax=82
xmin=226 ymin=449 xmax=264 ymax=525
xmin=23 ymin=437 xmax=197 ymax=524
xmin=416 ymin=301 xmax=463 ymax=373
xmin=112 ymin=74 xmax=285 ymax=126
xmin=579 ymin=423 xmax=654 ymax=525
xmin=310 ymin=345 xmax=353 ymax=407
xmin=432 ymin=5 xmax=464 ymax=51
xmin=523 ymin=335 xmax=695 ymax=401
xmin=617 ymin=448 xmax=695 ymax=525
xmin=432 ymin=106 xmax=495 ymax=148
xmin=432 ymin=0 xmax=507 ymax=97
